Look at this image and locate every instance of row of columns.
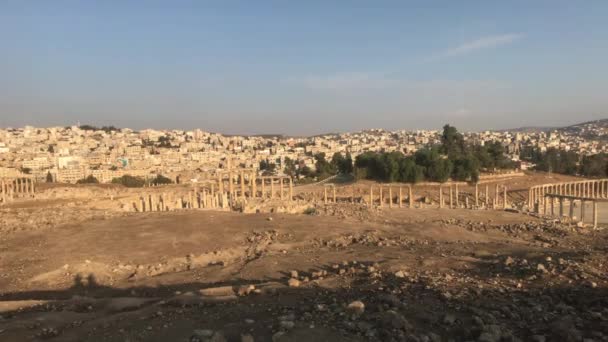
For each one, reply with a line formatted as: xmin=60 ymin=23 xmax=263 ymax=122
xmin=368 ymin=185 xmax=415 ymax=208
xmin=132 ymin=174 xmax=297 ymax=212
xmin=132 ymin=187 xmax=230 ymax=212
xmin=217 ymin=171 xmax=294 ymax=201
xmin=1 ymin=178 xmax=36 ymax=204
xmin=358 ymin=183 xmax=508 ymax=209
xmin=543 ymin=195 xmax=599 ymax=229
xmin=439 ymin=183 xmax=508 ymax=209
xmin=529 ymin=179 xmax=608 ymax=212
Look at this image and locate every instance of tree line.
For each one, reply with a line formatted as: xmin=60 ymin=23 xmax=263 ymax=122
xmin=74 ymin=174 xmax=173 ymax=187
xmin=521 ymin=146 xmax=608 ymax=178
xmin=352 ymin=125 xmax=515 ymax=183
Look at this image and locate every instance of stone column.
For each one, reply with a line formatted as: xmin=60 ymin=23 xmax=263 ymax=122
xmin=449 ymin=186 xmax=453 ymax=209
xmin=137 ymin=197 xmax=144 ymax=212
xmin=581 ymin=200 xmax=586 ymax=224
xmin=218 ymin=173 xmax=223 ymax=195
xmin=240 ymin=172 xmax=245 ymax=199
xmin=379 ymin=187 xmax=383 ymax=207
xmin=333 ymin=185 xmax=336 ymax=203
xmin=289 ymin=178 xmax=294 ymax=201
xmin=409 ymin=185 xmax=413 ymax=208
xmin=280 ymin=178 xmax=284 ymax=200
xmin=543 ymin=195 xmax=548 ymax=215
xmin=210 ymin=183 xmax=215 ymax=207
xmin=229 ymin=172 xmax=234 ymax=197
xmin=455 ymin=184 xmax=460 ymax=207
xmin=569 ymin=198 xmax=574 ymax=221
xmin=495 ymin=184 xmax=499 ymax=208
xmin=270 ymin=178 xmax=275 ymax=199
xmin=485 ymin=185 xmax=490 ymax=208
xmin=399 ymin=187 xmax=403 ymax=208
xmin=324 ymin=186 xmax=328 ymax=204
xmin=475 ymin=183 xmax=479 ymax=207
xmin=593 ymin=201 xmax=598 ymax=229
xmin=1 ymin=180 xmax=5 ymax=203
xmin=503 ymin=186 xmax=508 ymax=209
xmin=261 ymin=178 xmax=266 ymax=198
xmin=439 ymin=186 xmax=443 ymax=209
xmin=389 ymin=186 xmax=393 ymax=208
xmin=370 ymin=186 xmax=374 ymax=206
xmin=559 ymin=197 xmax=563 ymax=218
xmin=550 ymin=196 xmax=554 ymax=216
xmin=251 ymin=172 xmax=257 ymax=198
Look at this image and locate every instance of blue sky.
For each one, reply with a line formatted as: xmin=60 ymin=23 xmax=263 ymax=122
xmin=1 ymin=1 xmax=607 ymax=135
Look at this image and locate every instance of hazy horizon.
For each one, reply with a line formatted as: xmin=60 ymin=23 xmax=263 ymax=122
xmin=2 ymin=1 xmax=608 ymax=135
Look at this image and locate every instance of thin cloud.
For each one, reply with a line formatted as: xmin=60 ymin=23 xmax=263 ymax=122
xmin=443 ymin=33 xmax=524 ymax=57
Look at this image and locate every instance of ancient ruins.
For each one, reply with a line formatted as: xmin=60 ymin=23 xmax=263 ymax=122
xmin=529 ymin=179 xmax=608 ymax=228
xmin=0 ymin=177 xmax=36 ymax=204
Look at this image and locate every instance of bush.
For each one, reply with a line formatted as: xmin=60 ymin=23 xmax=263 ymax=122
xmin=111 ymin=175 xmax=145 ymax=188
xmin=77 ymin=175 xmax=99 ymax=184
xmin=150 ymin=174 xmax=173 ymax=186
xmin=303 ymin=207 xmax=318 ymax=215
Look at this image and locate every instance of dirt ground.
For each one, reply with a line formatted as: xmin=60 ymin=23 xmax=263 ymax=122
xmin=1 ymin=173 xmax=607 ymax=342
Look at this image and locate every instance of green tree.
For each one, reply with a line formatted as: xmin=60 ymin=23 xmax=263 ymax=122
xmin=427 ymin=158 xmax=453 ymax=183
xmin=440 ymin=124 xmax=466 ymax=159
xmin=580 ymin=154 xmax=607 ymax=177
xmin=314 ymin=153 xmax=334 ymax=177
xmin=331 ymin=152 xmax=354 ymax=175
xmin=398 ymin=157 xmax=424 ymax=183
xmin=284 ymin=157 xmax=296 ymax=177
xmin=452 ymin=154 xmax=480 ymax=182
xmin=299 ymin=165 xmax=314 ymax=178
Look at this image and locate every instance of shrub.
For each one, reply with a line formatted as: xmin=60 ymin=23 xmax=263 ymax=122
xmin=77 ymin=175 xmax=99 ymax=184
xmin=111 ymin=175 xmax=145 ymax=188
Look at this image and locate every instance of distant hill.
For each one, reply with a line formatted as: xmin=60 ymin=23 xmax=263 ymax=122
xmin=500 ymin=118 xmax=608 ymax=134
xmin=496 ymin=126 xmax=555 ymax=133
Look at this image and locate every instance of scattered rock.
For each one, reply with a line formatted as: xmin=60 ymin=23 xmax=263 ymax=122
xmin=347 ymin=301 xmax=365 ymax=315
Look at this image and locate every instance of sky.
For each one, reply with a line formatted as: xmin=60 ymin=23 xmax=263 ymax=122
xmin=1 ymin=1 xmax=608 ymax=135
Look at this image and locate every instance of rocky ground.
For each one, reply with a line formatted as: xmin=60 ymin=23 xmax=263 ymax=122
xmin=0 ymin=199 xmax=607 ymax=341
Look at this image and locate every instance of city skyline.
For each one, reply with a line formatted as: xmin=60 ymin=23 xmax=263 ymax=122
xmin=2 ymin=1 xmax=608 ymax=134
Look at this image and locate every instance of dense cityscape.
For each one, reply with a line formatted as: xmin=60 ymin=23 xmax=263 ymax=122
xmin=2 ymin=119 xmax=608 ymax=184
